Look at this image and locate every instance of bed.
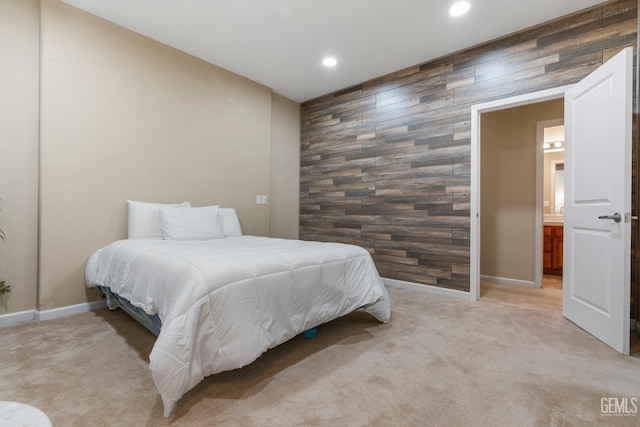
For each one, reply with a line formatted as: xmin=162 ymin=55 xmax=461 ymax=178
xmin=85 ymin=201 xmax=391 ymax=416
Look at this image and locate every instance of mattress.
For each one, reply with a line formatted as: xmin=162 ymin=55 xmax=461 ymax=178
xmin=85 ymin=235 xmax=390 ymax=416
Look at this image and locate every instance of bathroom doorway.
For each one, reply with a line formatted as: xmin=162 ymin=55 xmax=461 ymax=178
xmin=539 ymin=119 xmax=564 ymax=291
xmin=477 ymin=99 xmax=564 ymax=308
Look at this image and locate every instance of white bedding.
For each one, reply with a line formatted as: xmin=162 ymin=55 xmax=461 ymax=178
xmin=85 ymin=236 xmax=391 ymax=416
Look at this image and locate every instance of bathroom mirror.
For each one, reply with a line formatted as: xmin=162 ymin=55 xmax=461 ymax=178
xmin=552 ymin=162 xmax=564 ymax=215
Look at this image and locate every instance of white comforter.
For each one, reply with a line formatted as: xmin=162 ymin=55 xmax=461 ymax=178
xmin=85 ymin=236 xmax=390 ymax=416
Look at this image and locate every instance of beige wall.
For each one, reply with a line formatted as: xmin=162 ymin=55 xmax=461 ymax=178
xmin=0 ymin=0 xmax=40 ymax=314
xmin=270 ymin=94 xmax=300 ymax=239
xmin=0 ymin=0 xmax=300 ymax=314
xmin=481 ymin=99 xmax=564 ymax=282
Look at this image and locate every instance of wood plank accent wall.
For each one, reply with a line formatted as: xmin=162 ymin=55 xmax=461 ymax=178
xmin=300 ymin=0 xmax=638 ymax=293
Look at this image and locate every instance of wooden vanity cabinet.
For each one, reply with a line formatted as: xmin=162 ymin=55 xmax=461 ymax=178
xmin=543 ymin=225 xmax=563 ymax=276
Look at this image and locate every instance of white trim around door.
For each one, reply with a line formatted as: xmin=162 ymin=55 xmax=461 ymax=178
xmin=469 ymin=85 xmax=572 ymax=301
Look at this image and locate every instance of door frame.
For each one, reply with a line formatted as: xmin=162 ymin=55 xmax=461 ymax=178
xmin=470 ymin=85 xmax=572 ymax=301
xmin=536 ymin=117 xmax=565 ymax=287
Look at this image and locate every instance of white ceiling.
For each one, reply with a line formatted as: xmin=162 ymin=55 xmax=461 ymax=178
xmin=60 ymin=0 xmax=606 ymax=103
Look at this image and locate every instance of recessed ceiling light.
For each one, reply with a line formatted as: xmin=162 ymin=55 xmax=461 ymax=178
xmin=450 ymin=1 xmax=470 ymax=17
xmin=322 ymin=57 xmax=337 ymax=67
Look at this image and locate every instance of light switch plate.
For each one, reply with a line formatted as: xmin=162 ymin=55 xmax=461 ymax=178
xmin=261 ymin=195 xmax=267 ymax=204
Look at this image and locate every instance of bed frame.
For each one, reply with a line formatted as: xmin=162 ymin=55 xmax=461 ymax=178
xmin=98 ymin=286 xmax=162 ymax=336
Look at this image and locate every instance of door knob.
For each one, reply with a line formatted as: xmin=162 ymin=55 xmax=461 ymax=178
xmin=598 ymin=212 xmax=622 ymax=223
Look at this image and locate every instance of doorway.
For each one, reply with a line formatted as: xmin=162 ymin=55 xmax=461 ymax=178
xmin=476 ymin=98 xmax=564 ymax=307
xmin=469 ymin=85 xmax=571 ymax=302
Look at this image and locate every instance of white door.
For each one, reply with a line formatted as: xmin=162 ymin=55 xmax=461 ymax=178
xmin=563 ymin=47 xmax=632 ymax=355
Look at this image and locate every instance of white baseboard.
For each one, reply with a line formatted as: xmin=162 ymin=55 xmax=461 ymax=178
xmin=382 ymin=277 xmax=470 ymax=300
xmin=481 ymin=275 xmax=536 ymax=288
xmin=0 ymin=309 xmax=37 ymax=328
xmin=0 ymin=300 xmax=107 ymax=328
xmin=37 ymin=300 xmax=107 ymax=321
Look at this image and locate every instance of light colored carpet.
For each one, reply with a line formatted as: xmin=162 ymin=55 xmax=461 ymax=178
xmin=1 ymin=286 xmax=639 ymax=426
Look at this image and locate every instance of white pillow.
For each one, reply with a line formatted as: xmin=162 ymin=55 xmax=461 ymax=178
xmin=127 ymin=200 xmax=190 ymax=239
xmin=219 ymin=208 xmax=243 ymax=237
xmin=159 ymin=205 xmax=224 ymax=240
